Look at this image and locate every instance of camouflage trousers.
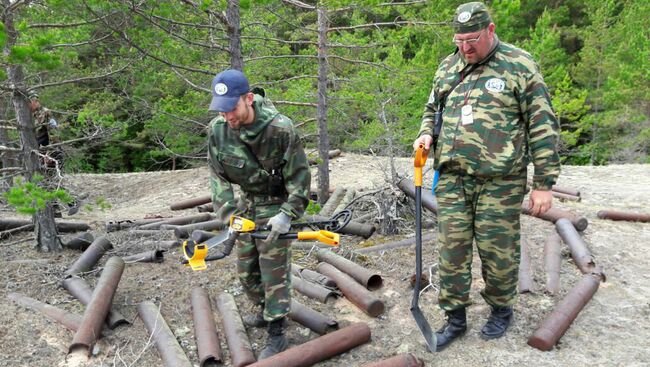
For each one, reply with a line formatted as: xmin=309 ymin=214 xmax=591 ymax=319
xmin=434 ymin=169 xmax=527 ymax=311
xmin=236 ymin=203 xmax=292 ymax=322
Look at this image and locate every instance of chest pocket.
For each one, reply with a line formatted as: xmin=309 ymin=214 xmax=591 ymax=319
xmin=221 ymin=154 xmax=245 ymax=169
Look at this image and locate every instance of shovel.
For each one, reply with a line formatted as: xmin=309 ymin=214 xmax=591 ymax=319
xmin=410 ymin=144 xmax=437 ymax=352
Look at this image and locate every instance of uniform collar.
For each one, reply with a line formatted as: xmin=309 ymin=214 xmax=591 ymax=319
xmin=239 ymin=93 xmax=279 ymax=141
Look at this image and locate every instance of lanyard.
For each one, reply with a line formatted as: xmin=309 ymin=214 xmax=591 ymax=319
xmin=461 ymin=66 xmax=483 ymax=106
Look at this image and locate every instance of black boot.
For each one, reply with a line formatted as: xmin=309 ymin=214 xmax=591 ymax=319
xmin=480 ymin=306 xmax=513 ymax=340
xmin=259 ymin=318 xmax=288 ymax=359
xmin=242 ymin=312 xmax=267 ymax=328
xmin=435 ymin=308 xmax=467 ymax=351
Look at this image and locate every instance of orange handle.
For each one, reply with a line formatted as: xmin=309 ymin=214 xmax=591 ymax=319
xmin=297 ymin=230 xmax=340 ymax=246
xmin=414 ymin=144 xmax=429 ymax=187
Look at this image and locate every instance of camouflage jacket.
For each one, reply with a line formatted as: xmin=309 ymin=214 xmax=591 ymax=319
xmin=33 ymin=106 xmax=53 ymax=146
xmin=418 ymin=37 xmax=560 ymax=190
xmin=207 ymin=91 xmax=311 ymax=222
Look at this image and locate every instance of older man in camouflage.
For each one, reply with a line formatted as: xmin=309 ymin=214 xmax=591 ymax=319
xmin=207 ymin=69 xmax=310 ymax=359
xmin=413 ymin=2 xmax=560 ymax=351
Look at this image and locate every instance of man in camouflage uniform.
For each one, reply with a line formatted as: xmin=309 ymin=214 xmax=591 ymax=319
xmin=207 ymin=69 xmax=310 ymax=359
xmin=412 ymin=2 xmax=560 ymax=350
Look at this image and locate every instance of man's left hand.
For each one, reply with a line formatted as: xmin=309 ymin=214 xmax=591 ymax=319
xmin=265 ymin=212 xmax=292 ymax=243
xmin=529 ymin=190 xmax=553 ymax=216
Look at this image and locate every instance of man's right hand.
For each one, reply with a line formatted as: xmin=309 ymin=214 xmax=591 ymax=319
xmin=413 ymin=134 xmax=433 ymax=151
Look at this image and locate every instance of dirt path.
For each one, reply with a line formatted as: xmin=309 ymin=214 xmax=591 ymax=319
xmin=1 ymin=154 xmax=649 ymax=366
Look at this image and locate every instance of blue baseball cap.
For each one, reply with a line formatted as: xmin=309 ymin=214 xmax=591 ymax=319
xmin=209 ymin=69 xmax=250 ymax=112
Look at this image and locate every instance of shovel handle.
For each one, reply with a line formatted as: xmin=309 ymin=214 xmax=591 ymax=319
xmin=414 ymin=144 xmax=429 ymax=187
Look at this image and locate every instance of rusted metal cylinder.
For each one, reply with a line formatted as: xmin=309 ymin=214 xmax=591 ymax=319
xmin=8 ymin=292 xmax=83 ymax=332
xmin=62 ymin=232 xmax=94 ymax=251
xmin=552 ymin=185 xmax=580 ymax=197
xmin=61 ymin=276 xmax=129 ymax=329
xmin=197 ymin=203 xmax=215 ymax=212
xmin=552 ymin=191 xmax=581 ymax=202
xmin=247 ymin=322 xmax=371 ymax=367
xmin=291 ymin=275 xmax=338 ymax=303
xmin=397 ymin=178 xmax=438 ymax=214
xmin=518 ymin=237 xmax=534 ymax=293
xmin=170 ymin=194 xmax=212 ymax=211
xmin=191 ymin=229 xmax=217 ymax=243
xmin=361 ymin=353 xmax=425 ymax=367
xmin=528 ymin=273 xmax=602 ymax=351
xmin=69 ymin=256 xmax=125 ymax=356
xmin=139 ymin=213 xmax=214 ymax=230
xmin=303 ymin=214 xmax=375 ymax=239
xmin=137 ymin=301 xmax=192 ymax=367
xmin=289 ymin=299 xmax=338 ymax=335
xmin=317 ymin=262 xmax=385 ymax=317
xmin=0 ymin=218 xmax=31 ymax=231
xmin=291 ymin=263 xmax=336 ymax=288
xmin=316 ymin=249 xmax=383 ymax=290
xmin=215 ymin=293 xmax=256 ymax=367
xmin=191 ymin=287 xmax=223 ymax=367
xmin=127 ymin=229 xmax=175 ymax=237
xmin=356 ymin=232 xmax=436 ymax=254
xmin=555 ymin=218 xmax=604 ymax=277
xmin=597 ymin=209 xmax=650 ymax=223
xmin=56 ymin=221 xmax=91 ymax=233
xmin=521 ymin=202 xmax=588 ymax=231
xmin=122 ymin=249 xmax=165 ymax=263
xmin=544 ymin=233 xmax=562 ymax=295
xmin=319 ymin=187 xmax=347 ymax=217
xmin=308 ymin=149 xmax=341 ymax=165
xmin=106 ymin=218 xmax=164 ymax=232
xmin=65 ymin=236 xmax=113 ymax=276
xmin=174 ymin=220 xmax=227 ymax=239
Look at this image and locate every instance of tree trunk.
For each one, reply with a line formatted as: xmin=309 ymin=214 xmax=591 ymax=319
xmin=0 ymin=98 xmax=20 ymax=189
xmin=226 ymin=0 xmax=243 ymax=70
xmin=3 ymin=3 xmax=62 ymax=252
xmin=316 ymin=7 xmax=330 ymax=204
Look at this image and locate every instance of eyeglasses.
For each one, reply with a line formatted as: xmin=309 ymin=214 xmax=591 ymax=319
xmin=452 ymin=31 xmax=483 ymax=46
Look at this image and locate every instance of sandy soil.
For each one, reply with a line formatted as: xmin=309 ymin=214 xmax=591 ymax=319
xmin=1 ymin=153 xmax=649 ymax=367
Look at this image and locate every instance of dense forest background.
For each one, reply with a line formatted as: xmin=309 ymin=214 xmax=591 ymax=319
xmin=2 ymin=0 xmax=649 ymax=175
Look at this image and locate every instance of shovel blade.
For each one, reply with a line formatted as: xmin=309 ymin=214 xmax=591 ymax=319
xmin=410 ymin=306 xmax=437 ymax=353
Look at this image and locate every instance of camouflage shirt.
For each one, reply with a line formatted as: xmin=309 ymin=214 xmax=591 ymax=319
xmin=418 ymin=37 xmax=560 ymax=190
xmin=207 ymin=91 xmax=311 ymax=222
xmin=33 ymin=106 xmax=53 ymax=146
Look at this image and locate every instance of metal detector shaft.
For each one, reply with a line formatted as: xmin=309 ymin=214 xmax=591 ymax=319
xmin=410 ymin=145 xmax=436 ymax=353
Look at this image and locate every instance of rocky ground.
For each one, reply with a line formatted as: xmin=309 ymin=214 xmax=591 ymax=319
xmin=1 ymin=153 xmax=649 ymax=367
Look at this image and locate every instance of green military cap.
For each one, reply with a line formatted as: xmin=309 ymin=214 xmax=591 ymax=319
xmin=451 ymin=2 xmax=492 ymax=34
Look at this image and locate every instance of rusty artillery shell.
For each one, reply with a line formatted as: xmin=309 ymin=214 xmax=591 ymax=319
xmin=355 ymin=232 xmax=436 ymax=254
xmin=544 ymin=233 xmax=562 ymax=295
xmin=289 ymin=299 xmax=338 ymax=335
xmin=170 ymin=194 xmax=212 ymax=211
xmin=518 ymin=237 xmax=534 ymax=293
xmin=106 ymin=218 xmax=164 ymax=232
xmin=316 ymin=249 xmax=383 ymax=290
xmin=319 ymin=187 xmax=347 ymax=217
xmin=552 ymin=191 xmax=581 ymax=202
xmin=8 ymin=292 xmax=83 ymax=332
xmin=122 ymin=249 xmax=165 ymax=263
xmin=361 ymin=353 xmax=425 ymax=367
xmin=521 ymin=202 xmax=588 ymax=231
xmin=215 ymin=293 xmax=256 ymax=367
xmin=139 ymin=213 xmax=214 ymax=230
xmin=191 ymin=229 xmax=217 ymax=243
xmin=65 ymin=235 xmax=114 ymax=276
xmin=597 ymin=209 xmax=650 ymax=223
xmin=397 ymin=178 xmax=438 ymax=214
xmin=191 ymin=287 xmax=223 ymax=366
xmin=303 ymin=214 xmax=375 ymax=239
xmin=291 ymin=263 xmax=336 ymax=288
xmin=69 ymin=257 xmax=125 ymax=356
xmin=555 ymin=218 xmax=604 ymax=277
xmin=127 ymin=229 xmax=175 ymax=237
xmin=551 ymin=185 xmax=580 ymax=197
xmin=317 ymin=262 xmax=385 ymax=317
xmin=61 ymin=276 xmax=129 ymax=329
xmin=0 ymin=218 xmax=31 ymax=231
xmin=291 ymin=275 xmax=338 ymax=303
xmin=247 ymin=322 xmax=371 ymax=367
xmin=174 ymin=220 xmax=227 ymax=239
xmin=137 ymin=301 xmax=192 ymax=367
xmin=56 ymin=221 xmax=91 ymax=232
xmin=528 ymin=273 xmax=601 ymax=351
xmin=62 ymin=232 xmax=94 ymax=251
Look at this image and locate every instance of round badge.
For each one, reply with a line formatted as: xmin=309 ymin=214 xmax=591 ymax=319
xmin=457 ymin=11 xmax=471 ymax=23
xmin=485 ymin=78 xmax=505 ymax=93
xmin=214 ymin=83 xmax=228 ymax=95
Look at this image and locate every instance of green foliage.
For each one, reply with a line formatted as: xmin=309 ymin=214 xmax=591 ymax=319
xmin=306 ymin=200 xmax=321 ymax=215
xmin=3 ymin=176 xmax=73 ymax=215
